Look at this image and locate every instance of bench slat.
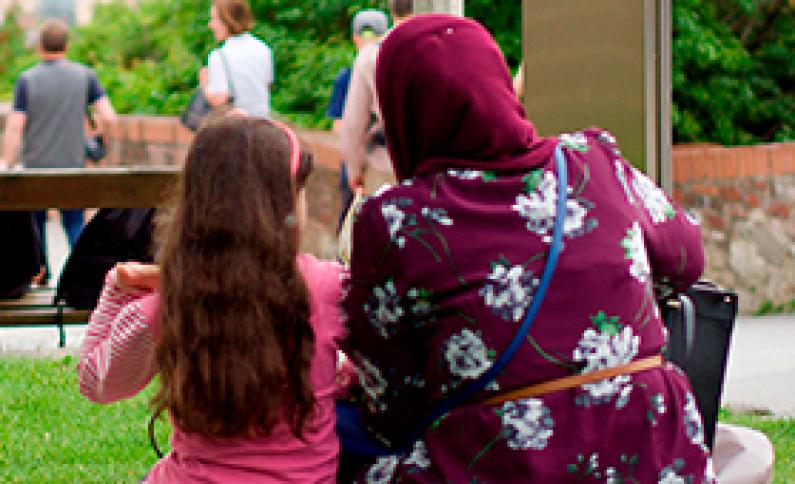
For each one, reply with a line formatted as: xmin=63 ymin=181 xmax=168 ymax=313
xmin=0 ymin=288 xmax=57 ymax=308
xmin=0 ymin=167 xmax=180 ymax=210
xmin=0 ymin=308 xmax=91 ymax=325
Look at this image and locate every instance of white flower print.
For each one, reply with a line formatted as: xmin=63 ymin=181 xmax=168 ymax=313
xmin=573 ymin=314 xmax=639 ymax=405
xmin=364 ymin=279 xmax=404 ymax=338
xmin=421 ymin=206 xmax=453 ymax=226
xmin=404 ymin=440 xmax=431 ymax=470
xmin=500 ymin=398 xmax=554 ymax=450
xmin=621 ymin=221 xmax=652 ymax=284
xmin=447 ymin=168 xmax=483 ymax=180
xmin=684 ymin=210 xmax=700 ymax=226
xmin=683 ymin=391 xmax=708 ymax=452
xmin=658 ymin=468 xmax=687 ymax=484
xmin=657 ymin=459 xmax=692 ymax=484
xmin=631 ymin=167 xmax=675 ymax=224
xmin=559 ymin=131 xmax=590 ymax=152
xmin=365 ymin=455 xmax=399 ymax=484
xmin=615 ymin=384 xmax=633 ymax=409
xmin=615 ymin=160 xmax=635 ymax=203
xmin=652 ymin=393 xmax=667 ymax=414
xmin=444 ymin=328 xmax=492 ymax=379
xmin=598 ymin=130 xmax=617 ymax=145
xmin=358 ymin=356 xmax=388 ymax=409
xmin=512 ymin=170 xmax=590 ymax=244
xmin=480 ymin=261 xmax=539 ymax=322
xmin=381 ymin=202 xmax=407 ymax=248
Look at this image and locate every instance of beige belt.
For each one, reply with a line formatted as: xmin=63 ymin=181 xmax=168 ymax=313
xmin=483 ymin=354 xmax=663 ymax=405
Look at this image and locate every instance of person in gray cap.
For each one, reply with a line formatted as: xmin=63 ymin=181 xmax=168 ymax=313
xmin=327 ymin=8 xmax=390 ymax=229
xmin=340 ymin=1 xmax=414 ymax=195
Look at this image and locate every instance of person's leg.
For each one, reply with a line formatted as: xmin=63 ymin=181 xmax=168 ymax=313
xmin=60 ymin=209 xmax=85 ymax=248
xmin=33 ymin=210 xmax=49 ymax=283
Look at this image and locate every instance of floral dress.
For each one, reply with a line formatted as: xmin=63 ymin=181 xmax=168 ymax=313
xmin=342 ymin=129 xmax=714 ymax=483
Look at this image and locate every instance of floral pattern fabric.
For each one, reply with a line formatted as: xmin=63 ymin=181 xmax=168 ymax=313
xmin=344 ymin=129 xmax=710 ymax=482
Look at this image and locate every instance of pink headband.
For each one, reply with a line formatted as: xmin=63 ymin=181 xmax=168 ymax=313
xmin=270 ymin=120 xmax=301 ymax=177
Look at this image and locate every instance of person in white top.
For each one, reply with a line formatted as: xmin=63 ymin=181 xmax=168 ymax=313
xmin=203 ymin=0 xmax=273 ymax=119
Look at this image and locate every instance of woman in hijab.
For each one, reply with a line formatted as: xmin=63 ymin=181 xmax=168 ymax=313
xmin=342 ymin=15 xmax=713 ymax=482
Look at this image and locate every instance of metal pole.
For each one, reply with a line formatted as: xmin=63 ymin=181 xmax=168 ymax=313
xmin=644 ymin=0 xmax=658 ymax=182
xmin=658 ymin=0 xmax=673 ymax=192
xmin=413 ymin=0 xmax=464 ymax=15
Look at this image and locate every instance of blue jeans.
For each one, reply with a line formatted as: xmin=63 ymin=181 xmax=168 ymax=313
xmin=34 ymin=209 xmax=84 ymax=279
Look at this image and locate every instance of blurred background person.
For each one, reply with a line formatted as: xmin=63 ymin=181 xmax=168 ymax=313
xmin=203 ymin=0 xmax=273 ymax=118
xmin=1 ymin=18 xmax=116 ymax=285
xmin=326 ymin=8 xmax=389 ymax=230
xmin=340 ymin=0 xmax=413 ymax=194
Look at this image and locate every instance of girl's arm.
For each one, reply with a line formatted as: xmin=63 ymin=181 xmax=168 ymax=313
xmin=78 ymin=267 xmax=160 ymax=404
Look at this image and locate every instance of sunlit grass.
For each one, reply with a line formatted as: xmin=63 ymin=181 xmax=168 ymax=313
xmin=0 ymin=357 xmax=792 ymax=482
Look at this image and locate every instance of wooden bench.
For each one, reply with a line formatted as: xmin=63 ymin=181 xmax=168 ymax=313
xmin=0 ymin=167 xmax=179 ymax=347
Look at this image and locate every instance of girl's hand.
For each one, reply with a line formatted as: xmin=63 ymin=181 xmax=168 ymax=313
xmin=115 ymin=262 xmax=160 ymax=291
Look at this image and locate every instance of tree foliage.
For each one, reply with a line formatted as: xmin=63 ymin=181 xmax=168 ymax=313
xmin=0 ymin=0 xmax=790 ymax=143
xmin=673 ymin=0 xmax=793 ymax=144
xmin=0 ymin=6 xmax=37 ymax=101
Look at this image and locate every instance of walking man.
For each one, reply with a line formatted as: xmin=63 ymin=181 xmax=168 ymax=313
xmin=1 ymin=19 xmax=117 ymax=283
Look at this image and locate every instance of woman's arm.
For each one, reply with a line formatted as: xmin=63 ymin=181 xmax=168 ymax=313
xmin=623 ymin=160 xmax=704 ymax=291
xmin=77 ymin=268 xmax=160 ymax=404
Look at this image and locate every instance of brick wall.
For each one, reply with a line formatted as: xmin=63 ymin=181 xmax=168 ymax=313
xmin=672 ymin=143 xmax=795 ymax=313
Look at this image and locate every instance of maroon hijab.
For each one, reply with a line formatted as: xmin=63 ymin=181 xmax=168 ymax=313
xmin=376 ymin=15 xmax=556 ymax=181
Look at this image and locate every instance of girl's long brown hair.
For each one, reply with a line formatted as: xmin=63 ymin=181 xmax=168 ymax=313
xmin=153 ymin=117 xmax=315 ymax=439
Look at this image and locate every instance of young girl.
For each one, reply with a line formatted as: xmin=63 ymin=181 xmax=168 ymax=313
xmin=78 ymin=116 xmax=343 ymax=483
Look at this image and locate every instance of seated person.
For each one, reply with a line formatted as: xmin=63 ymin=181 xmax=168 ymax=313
xmin=342 ymin=15 xmax=712 ymax=482
xmin=78 ymin=117 xmax=344 ymax=483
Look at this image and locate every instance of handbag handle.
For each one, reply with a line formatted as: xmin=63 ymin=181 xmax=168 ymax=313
xmin=218 ymin=49 xmax=236 ymax=101
xmin=398 ymin=144 xmax=569 ymax=452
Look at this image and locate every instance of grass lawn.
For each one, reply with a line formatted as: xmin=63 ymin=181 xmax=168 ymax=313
xmin=1 ymin=356 xmax=793 ymax=482
xmin=0 ymin=356 xmax=169 ymax=483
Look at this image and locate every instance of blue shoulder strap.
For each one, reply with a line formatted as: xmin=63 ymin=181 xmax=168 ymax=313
xmin=400 ymin=144 xmax=569 ymax=452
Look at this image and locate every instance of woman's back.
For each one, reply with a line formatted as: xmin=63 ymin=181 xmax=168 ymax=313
xmin=208 ymin=33 xmax=273 ymax=118
xmin=344 ymin=128 xmax=712 ymax=481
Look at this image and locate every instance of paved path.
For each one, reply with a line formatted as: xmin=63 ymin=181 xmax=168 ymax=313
xmin=722 ymin=315 xmax=795 ymax=417
xmin=1 ymin=218 xmax=793 ymax=417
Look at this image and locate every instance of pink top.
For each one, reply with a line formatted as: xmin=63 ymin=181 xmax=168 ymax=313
xmin=78 ymin=254 xmax=344 ymax=483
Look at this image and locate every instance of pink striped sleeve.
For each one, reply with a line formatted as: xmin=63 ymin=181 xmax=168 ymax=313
xmin=78 ymin=268 xmax=161 ymax=404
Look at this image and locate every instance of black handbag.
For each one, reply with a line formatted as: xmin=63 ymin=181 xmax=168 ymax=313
xmin=179 ymin=88 xmax=213 ymax=132
xmin=180 ymin=49 xmax=235 ymax=132
xmin=660 ymin=279 xmax=738 ymax=450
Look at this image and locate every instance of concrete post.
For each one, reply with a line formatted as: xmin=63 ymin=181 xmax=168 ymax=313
xmin=413 ymin=0 xmax=464 ymax=16
xmin=521 ymin=0 xmax=672 ymax=189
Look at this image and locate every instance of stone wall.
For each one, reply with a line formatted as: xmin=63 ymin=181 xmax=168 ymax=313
xmin=3 ymin=110 xmax=794 ymax=313
xmin=672 ymin=143 xmax=795 ymax=313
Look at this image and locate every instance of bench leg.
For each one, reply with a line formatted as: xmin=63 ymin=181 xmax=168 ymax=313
xmin=58 ymin=323 xmax=66 ymax=348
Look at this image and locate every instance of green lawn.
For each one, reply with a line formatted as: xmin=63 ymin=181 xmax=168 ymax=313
xmin=0 ymin=357 xmax=168 ymax=483
xmin=1 ymin=357 xmax=793 ymax=482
